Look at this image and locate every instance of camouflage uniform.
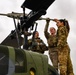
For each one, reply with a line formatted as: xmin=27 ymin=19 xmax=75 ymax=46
xmin=57 ymin=26 xmax=74 ymax=75
xmin=44 ymin=22 xmax=58 ymax=71
xmin=28 ymin=37 xmax=48 ymax=54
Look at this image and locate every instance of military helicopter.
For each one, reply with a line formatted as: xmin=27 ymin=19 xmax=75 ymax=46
xmin=0 ymin=0 xmax=59 ymax=75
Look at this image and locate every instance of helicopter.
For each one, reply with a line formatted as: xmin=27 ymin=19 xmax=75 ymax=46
xmin=0 ymin=0 xmax=59 ymax=75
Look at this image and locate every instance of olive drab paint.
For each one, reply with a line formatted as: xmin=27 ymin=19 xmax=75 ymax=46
xmin=0 ymin=45 xmax=48 ymax=75
xmin=0 ymin=45 xmax=59 ymax=75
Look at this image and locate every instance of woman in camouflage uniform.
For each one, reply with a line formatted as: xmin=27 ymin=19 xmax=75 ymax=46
xmin=54 ymin=19 xmax=74 ymax=75
xmin=44 ymin=18 xmax=58 ymax=71
xmin=28 ymin=31 xmax=48 ymax=54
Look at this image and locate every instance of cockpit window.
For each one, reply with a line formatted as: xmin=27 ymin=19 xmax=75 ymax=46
xmin=15 ymin=49 xmax=27 ymax=73
xmin=0 ymin=49 xmax=9 ymax=75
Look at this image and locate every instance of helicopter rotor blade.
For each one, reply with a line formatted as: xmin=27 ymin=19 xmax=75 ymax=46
xmin=39 ymin=17 xmax=53 ymax=20
xmin=0 ymin=12 xmax=52 ymax=20
xmin=0 ymin=12 xmax=27 ymax=19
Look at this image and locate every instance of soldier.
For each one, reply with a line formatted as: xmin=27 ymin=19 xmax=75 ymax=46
xmin=53 ymin=19 xmax=74 ymax=75
xmin=44 ymin=18 xmax=58 ymax=71
xmin=28 ymin=31 xmax=48 ymax=54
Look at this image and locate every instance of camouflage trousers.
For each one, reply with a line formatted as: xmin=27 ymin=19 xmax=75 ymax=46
xmin=49 ymin=48 xmax=58 ymax=71
xmin=58 ymin=46 xmax=74 ymax=75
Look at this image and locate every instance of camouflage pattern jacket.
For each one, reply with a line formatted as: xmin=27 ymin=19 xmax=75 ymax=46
xmin=44 ymin=22 xmax=57 ymax=51
xmin=57 ymin=26 xmax=68 ymax=49
xmin=28 ymin=37 xmax=48 ymax=53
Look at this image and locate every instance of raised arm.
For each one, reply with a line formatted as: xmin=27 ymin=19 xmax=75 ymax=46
xmin=44 ymin=18 xmax=50 ymax=39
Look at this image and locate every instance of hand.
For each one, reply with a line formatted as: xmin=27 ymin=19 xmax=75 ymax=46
xmin=46 ymin=18 xmax=50 ymax=22
xmin=53 ymin=18 xmax=58 ymax=22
